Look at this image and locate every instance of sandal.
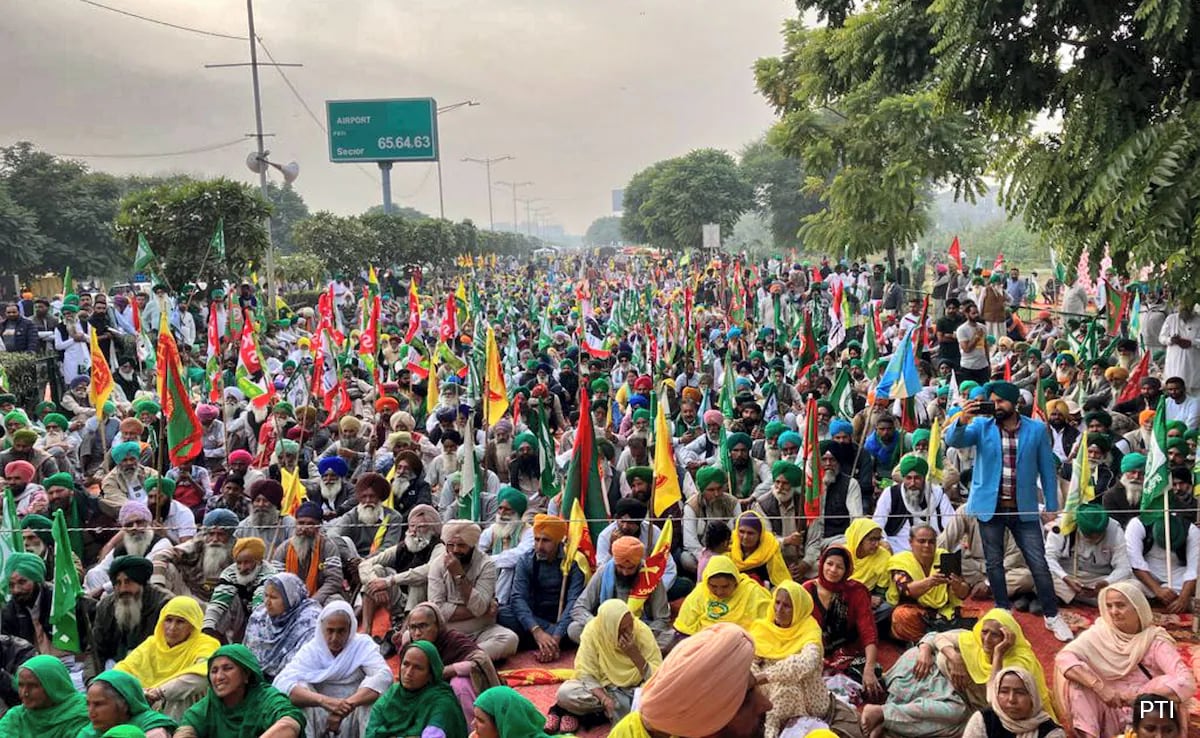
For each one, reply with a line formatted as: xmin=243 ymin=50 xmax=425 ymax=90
xmin=543 ymin=711 xmax=561 ymax=733
xmin=559 ymin=714 xmax=580 ymax=734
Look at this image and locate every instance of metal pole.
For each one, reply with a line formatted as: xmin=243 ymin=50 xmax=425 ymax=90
xmin=485 ymin=159 xmax=495 ymax=229
xmin=379 ymin=162 xmax=394 ymax=214
xmin=526 ymin=200 xmax=532 ymax=236
xmin=512 ymin=188 xmax=518 ymax=233
xmin=245 ymin=0 xmax=275 ymax=318
xmin=437 ymin=159 xmax=445 ymax=219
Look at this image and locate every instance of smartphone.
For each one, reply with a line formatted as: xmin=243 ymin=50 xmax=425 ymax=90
xmin=976 ymin=401 xmax=996 ymax=415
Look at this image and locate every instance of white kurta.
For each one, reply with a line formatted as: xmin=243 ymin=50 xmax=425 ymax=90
xmin=1158 ymin=311 xmax=1200 ymax=393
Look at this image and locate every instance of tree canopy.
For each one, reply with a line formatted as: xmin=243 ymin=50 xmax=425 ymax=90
xmin=739 ymin=136 xmax=825 ymax=251
xmin=266 ymin=181 xmax=309 ymax=255
xmin=583 ymin=215 xmax=622 ymax=246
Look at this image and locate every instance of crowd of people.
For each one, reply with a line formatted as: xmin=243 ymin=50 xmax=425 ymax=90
xmin=0 ymin=251 xmax=1194 ymax=738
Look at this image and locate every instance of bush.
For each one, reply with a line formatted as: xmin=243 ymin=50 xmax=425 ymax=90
xmin=0 ymin=351 xmax=55 ymax=410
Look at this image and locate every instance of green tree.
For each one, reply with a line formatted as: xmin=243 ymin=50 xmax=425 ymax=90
xmin=266 ymin=182 xmax=309 ymax=254
xmin=739 ymin=136 xmax=825 ymax=250
xmin=754 ymin=3 xmax=989 ymax=272
xmin=622 ymin=150 xmax=753 ymax=251
xmin=620 ymin=161 xmax=667 ymax=243
xmin=364 ymin=204 xmax=428 ymax=220
xmin=584 ymin=215 xmax=623 ymax=246
xmin=0 ymin=182 xmax=45 ymax=273
xmin=115 ymin=178 xmax=271 ymax=290
xmin=275 ymin=252 xmax=326 ymax=285
xmin=291 ymin=212 xmax=376 ymax=278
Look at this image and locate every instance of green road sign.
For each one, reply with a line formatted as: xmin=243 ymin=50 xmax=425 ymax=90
xmin=326 ymin=98 xmax=439 ymax=163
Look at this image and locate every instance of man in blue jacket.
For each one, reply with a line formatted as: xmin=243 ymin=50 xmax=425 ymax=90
xmin=946 ymin=380 xmax=1075 ymax=642
xmin=498 ymin=513 xmax=586 ymax=663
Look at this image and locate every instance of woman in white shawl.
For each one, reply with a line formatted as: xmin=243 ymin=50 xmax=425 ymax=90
xmin=273 ymin=601 xmax=394 ymax=737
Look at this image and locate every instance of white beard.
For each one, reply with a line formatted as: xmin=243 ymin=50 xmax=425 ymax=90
xmin=1123 ymin=477 xmax=1144 ymax=506
xmin=357 ymin=503 xmax=382 ymax=526
xmin=491 ymin=519 xmax=522 ymax=544
xmin=403 ymin=532 xmax=432 ymax=553
xmin=44 ymin=430 xmax=65 ymax=445
xmin=119 ymin=369 xmax=136 ymax=381
xmin=202 ymin=543 xmax=233 ymax=579
xmin=765 ymin=446 xmax=781 ymax=465
xmin=250 ymin=508 xmax=280 ymax=527
xmin=393 ymin=476 xmax=411 ymax=495
xmin=290 ymin=535 xmax=313 ymax=559
xmin=234 ymin=567 xmax=260 ymax=586
xmin=114 ymin=592 xmax=143 ymax=632
xmin=123 ymin=529 xmax=153 ymax=557
xmin=442 ymin=452 xmax=460 ymax=474
xmin=320 ymin=480 xmax=342 ymax=503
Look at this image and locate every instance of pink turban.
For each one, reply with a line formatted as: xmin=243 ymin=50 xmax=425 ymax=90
xmin=229 ymin=449 xmax=253 ymax=465
xmin=196 ymin=404 xmax=219 ymax=422
xmin=4 ymin=460 xmax=35 ymax=484
xmin=118 ymin=501 xmax=153 ymax=526
xmin=702 ymin=410 xmax=725 ymax=426
xmin=639 ymin=622 xmax=756 ymax=735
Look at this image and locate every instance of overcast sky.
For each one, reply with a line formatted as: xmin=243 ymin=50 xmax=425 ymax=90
xmin=1 ymin=0 xmax=794 ymax=234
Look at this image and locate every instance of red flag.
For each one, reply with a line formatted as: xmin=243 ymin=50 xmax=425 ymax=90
xmin=322 ymin=379 xmax=352 ymax=426
xmin=811 ymin=267 xmax=823 ymax=284
xmin=993 ymin=252 xmax=1004 ymax=270
xmin=1004 ymin=356 xmax=1012 ymax=381
xmin=831 ymin=280 xmax=844 ymax=321
xmin=801 ymin=397 xmax=824 ymax=522
xmin=156 ymin=314 xmax=203 ymax=465
xmin=1119 ymin=350 xmax=1151 ymax=404
xmin=131 ymin=294 xmax=142 ymax=334
xmin=948 ymin=235 xmax=963 ymax=272
xmin=914 ymin=295 xmax=930 ymax=359
xmin=439 ymin=293 xmax=457 ymax=342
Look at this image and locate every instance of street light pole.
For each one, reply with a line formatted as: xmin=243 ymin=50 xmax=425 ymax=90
xmin=517 ymin=197 xmax=542 ymax=236
xmin=244 ymin=0 xmax=276 ymax=316
xmin=495 ymin=181 xmax=533 ymax=232
xmin=435 ymin=101 xmax=479 ymax=220
xmin=462 ymin=155 xmax=512 ymax=229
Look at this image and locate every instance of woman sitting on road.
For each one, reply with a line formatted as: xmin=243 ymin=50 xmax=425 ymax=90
xmin=803 ymin=544 xmax=884 ymax=703
xmin=962 ymin=666 xmax=1064 ymax=738
xmin=674 ymin=554 xmax=771 ymax=636
xmin=364 ymin=641 xmax=468 ymax=738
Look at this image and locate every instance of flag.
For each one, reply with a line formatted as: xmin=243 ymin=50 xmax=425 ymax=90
xmin=876 ymin=328 xmax=922 ymax=400
xmin=88 ymin=327 xmax=114 ymax=420
xmin=134 ymin=233 xmax=156 ymax=272
xmin=63 ymin=266 xmax=72 ymax=296
xmin=863 ymin=307 xmax=880 ymax=379
xmin=801 ymin=397 xmax=823 ymax=521
xmin=1060 ymin=430 xmax=1094 ymax=535
xmin=440 ymin=293 xmax=458 ymax=342
xmin=156 ymin=311 xmax=204 ymax=465
xmin=628 ymin=518 xmax=673 ymax=617
xmin=206 ymin=307 xmax=222 ymax=403
xmin=1130 ymin=290 xmax=1142 ymax=335
xmin=794 ymin=310 xmax=819 ymax=379
xmin=405 ymin=277 xmax=421 ymax=342
xmin=484 ymin=326 xmax=509 ymax=426
xmin=534 ymin=402 xmax=558 ymax=501
xmin=829 ymin=368 xmax=856 ymax=420
xmin=235 ymin=312 xmax=273 ymax=407
xmin=210 ymin=218 xmax=226 ymax=261
xmin=426 ymin=346 xmax=441 ymax=416
xmin=280 ymin=467 xmax=305 ymax=517
xmin=560 ymin=389 xmax=609 ymax=541
xmin=927 ymin=416 xmax=943 ymax=483
xmin=652 ymin=400 xmax=681 ymax=516
xmin=562 ymin=499 xmax=596 ymax=581
xmin=50 ymin=508 xmax=82 ymax=652
xmin=948 ymin=235 xmax=963 ymax=272
xmin=459 ymin=415 xmax=484 ymax=522
xmin=0 ymin=490 xmax=20 ymax=601
xmin=1140 ymin=397 xmax=1170 ymax=527
xmin=359 ymin=291 xmax=381 ymax=375
xmin=1103 ymin=279 xmax=1129 ymax=335
xmin=718 ymin=349 xmax=735 ymax=418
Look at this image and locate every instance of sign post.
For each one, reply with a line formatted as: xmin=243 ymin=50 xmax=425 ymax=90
xmin=326 ymin=98 xmax=440 ymax=212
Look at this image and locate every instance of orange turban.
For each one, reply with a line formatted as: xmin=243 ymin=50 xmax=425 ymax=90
xmin=532 ymin=514 xmax=568 ymax=543
xmin=1140 ymin=409 xmax=1157 ymax=426
xmin=639 ymin=622 xmax=756 ymax=735
xmin=681 ymin=386 xmax=703 ymax=403
xmin=232 ymin=537 xmax=266 ymax=561
xmin=375 ymin=397 xmax=399 ymax=414
xmin=611 ymin=535 xmax=645 ymax=567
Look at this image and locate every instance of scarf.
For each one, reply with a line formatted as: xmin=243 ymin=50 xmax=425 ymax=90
xmin=273 ymin=601 xmax=390 ymax=697
xmin=987 ymin=667 xmax=1057 ymax=738
xmin=1057 ymin=581 xmax=1173 ymax=681
xmin=284 ymin=535 xmax=322 ymax=595
xmin=364 ymin=641 xmax=468 ymax=738
xmin=576 ymin=599 xmax=662 ymax=688
xmin=885 ymin=549 xmax=957 ymax=617
xmin=748 ymin=581 xmax=824 ymax=661
xmin=729 ymin=510 xmax=792 ymax=587
xmin=243 ymin=573 xmax=321 ymax=678
xmin=115 ymin=596 xmax=221 ymax=689
xmin=958 ymin=609 xmax=1056 ymax=719
xmin=846 ymin=518 xmax=891 ymax=592
xmin=77 ymin=670 xmax=178 ymax=738
xmin=675 ymin=555 xmax=772 ymax=635
xmin=475 ymin=685 xmax=556 ymax=738
xmin=0 ymin=655 xmax=90 ymax=738
xmin=816 ymin=544 xmax=853 ymax=594
xmin=180 ymin=644 xmax=305 ymax=738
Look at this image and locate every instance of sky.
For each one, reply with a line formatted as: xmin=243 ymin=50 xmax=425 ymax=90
xmin=0 ymin=0 xmax=796 ymax=235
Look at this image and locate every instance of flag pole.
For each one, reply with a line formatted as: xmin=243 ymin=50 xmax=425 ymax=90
xmin=1166 ymin=486 xmax=1173 ymax=592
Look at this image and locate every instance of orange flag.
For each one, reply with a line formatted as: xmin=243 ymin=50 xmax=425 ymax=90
xmin=88 ymin=327 xmax=113 ymax=420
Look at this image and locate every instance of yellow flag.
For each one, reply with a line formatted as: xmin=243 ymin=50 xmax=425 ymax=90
xmin=927 ymin=415 xmax=942 ymax=483
xmin=280 ymin=466 xmax=305 ymax=517
xmin=426 ymin=346 xmax=440 ymax=416
xmin=484 ymin=326 xmax=509 ymax=425
xmin=88 ymin=327 xmax=114 ymax=421
xmin=652 ymin=400 xmax=682 ymax=516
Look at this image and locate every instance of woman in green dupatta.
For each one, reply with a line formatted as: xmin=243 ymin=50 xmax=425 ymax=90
xmin=175 ymin=644 xmax=304 ymax=738
xmin=474 ymin=686 xmax=563 ymax=738
xmin=365 ymin=641 xmax=468 ymax=738
xmin=79 ymin=670 xmax=177 ymax=738
xmin=0 ymin=654 xmax=90 ymax=738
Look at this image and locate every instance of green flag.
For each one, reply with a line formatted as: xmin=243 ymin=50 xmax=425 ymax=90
xmin=211 ymin=218 xmax=226 ymax=261
xmin=50 ymin=508 xmax=83 ymax=653
xmin=63 ymin=265 xmax=72 ymax=297
xmin=829 ymin=368 xmax=856 ymax=420
xmin=0 ymin=489 xmax=20 ymax=601
xmin=134 ymin=233 xmax=156 ymax=272
xmin=1140 ymin=397 xmax=1170 ymax=527
xmin=458 ymin=415 xmax=484 ymax=522
xmin=863 ymin=309 xmax=880 ymax=380
xmin=560 ymin=389 xmax=609 ymax=541
xmin=719 ymin=349 xmax=735 ymax=418
xmin=535 ymin=402 xmax=558 ymax=500
xmin=1059 ymin=430 xmax=1093 ymax=535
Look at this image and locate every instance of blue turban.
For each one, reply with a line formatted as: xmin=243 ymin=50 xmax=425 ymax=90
xmin=317 ymin=456 xmax=350 ymax=478
xmin=778 ymin=431 xmax=803 ymax=448
xmin=202 ymin=508 xmax=240 ymax=532
xmin=110 ymin=441 xmax=141 ymax=463
xmin=829 ymin=419 xmax=853 ymax=437
xmin=628 ymin=393 xmax=649 ymax=409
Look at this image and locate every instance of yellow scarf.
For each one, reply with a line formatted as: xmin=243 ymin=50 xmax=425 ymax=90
xmin=575 ymin=600 xmax=662 ymax=688
xmin=958 ymin=609 xmax=1057 ymax=720
xmin=114 ymin=596 xmax=221 ymax=689
xmin=748 ymin=581 xmax=824 ymax=661
xmin=846 ymin=518 xmax=891 ymax=592
xmin=675 ymin=555 xmax=772 ymax=635
xmin=608 ymin=712 xmax=660 ymax=738
xmin=884 ymin=549 xmax=959 ymax=617
xmin=730 ymin=510 xmax=793 ymax=587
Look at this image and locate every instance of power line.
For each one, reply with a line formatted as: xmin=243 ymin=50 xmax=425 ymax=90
xmin=52 ymin=137 xmax=247 ymax=159
xmin=78 ymin=0 xmax=248 ymax=41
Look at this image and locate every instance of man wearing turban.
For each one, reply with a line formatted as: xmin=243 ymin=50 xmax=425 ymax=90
xmin=269 ymin=500 xmax=345 ymax=605
xmin=202 ymin=535 xmax=279 ymax=643
xmin=498 ymin=514 xmax=585 ymax=663
xmin=681 ymin=466 xmax=739 ymax=576
xmin=427 ymin=520 xmax=518 ymax=660
xmin=150 ymin=508 xmax=240 ymax=605
xmin=568 ymin=532 xmax=674 ymax=651
xmin=88 ymin=555 xmax=170 ymax=680
xmin=1 ymin=551 xmax=93 ymax=659
xmin=871 ymin=453 xmax=955 ymax=554
xmin=234 ymin=479 xmax=295 ymax=554
xmin=359 ymin=504 xmax=444 ymax=627
xmin=716 ymin=431 xmax=772 ymax=505
xmin=98 ymin=439 xmax=156 ymax=519
xmin=1044 ymin=503 xmax=1131 ymax=606
xmin=478 ymin=487 xmax=533 ymax=605
xmin=0 ymin=425 xmax=58 ymax=484
xmin=753 ymin=460 xmax=823 ymax=580
xmin=329 ymin=472 xmax=408 ymax=558
xmin=1102 ymin=451 xmax=1146 ymax=527
xmin=83 ymin=500 xmax=173 ymax=596
xmin=679 ymin=409 xmax=728 ymax=470
xmin=483 ymin=419 xmax=515 ymax=479
xmin=596 ymin=498 xmax=679 ymax=595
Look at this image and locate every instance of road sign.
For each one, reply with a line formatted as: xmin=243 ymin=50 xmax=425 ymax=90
xmin=702 ymin=223 xmax=721 ymax=251
xmin=326 ymin=98 xmax=439 ymax=163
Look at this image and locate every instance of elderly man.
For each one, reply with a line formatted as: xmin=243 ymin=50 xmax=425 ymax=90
xmin=87 ymin=555 xmax=169 ymax=678
xmin=754 ymin=460 xmax=809 ymax=579
xmin=84 ymin=500 xmax=173 ymax=596
xmin=0 ymin=427 xmax=59 ymax=482
xmin=43 ymin=471 xmax=105 ymax=564
xmin=568 ymin=535 xmax=673 ymax=650
xmin=427 ymin=520 xmax=518 ymax=660
xmin=1102 ymin=451 xmax=1146 ymax=527
xmin=498 ymin=514 xmax=585 ymax=663
xmin=596 ymin=498 xmax=678 ymax=593
xmin=872 ymin=456 xmax=955 ymax=553
xmin=99 ymin=440 xmax=156 ymax=518
xmin=359 ymin=503 xmax=443 ymax=629
xmin=20 ymin=513 xmax=80 ymax=578
xmin=202 ymin=536 xmax=279 ymax=643
xmin=718 ymin=432 xmax=772 ymax=507
xmin=271 ymin=500 xmax=344 ymax=604
xmin=196 ymin=403 xmax=225 ymax=470
xmin=150 ymin=508 xmax=239 ymax=603
xmin=1045 ymin=503 xmax=1131 ymax=607
xmin=2 ymin=552 xmax=92 ymax=665
xmin=483 ymin=419 xmax=514 ymax=478
xmin=234 ymin=479 xmax=295 ymax=554
xmin=310 ymin=455 xmax=354 ymax=518
xmin=681 ymin=466 xmax=738 ymax=576
xmin=679 ymin=409 xmax=726 ymax=469
xmin=146 ymin=476 xmax=198 ymax=544
xmin=330 ymin=472 xmax=405 ymax=558
xmin=387 ymin=450 xmax=434 ymax=524
xmin=479 ymin=486 xmax=534 ymax=605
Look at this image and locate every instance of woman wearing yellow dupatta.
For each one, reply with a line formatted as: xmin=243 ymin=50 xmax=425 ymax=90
xmin=861 ymin=608 xmax=1055 ymax=738
xmin=674 ymin=555 xmax=771 ymax=636
xmin=115 ymin=596 xmax=221 ymax=720
xmin=750 ymin=582 xmax=863 ymax=738
xmin=730 ymin=510 xmax=792 ymax=588
xmin=885 ymin=524 xmax=969 ymax=642
xmin=846 ymin=519 xmax=891 ymax=598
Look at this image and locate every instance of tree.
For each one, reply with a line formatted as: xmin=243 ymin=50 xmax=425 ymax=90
xmin=0 ymin=182 xmax=45 ymax=273
xmin=364 ymin=204 xmax=428 ymax=220
xmin=739 ymin=136 xmax=825 ymax=250
xmin=584 ymin=215 xmax=622 ymax=246
xmin=620 ymin=161 xmax=667 ymax=243
xmin=290 ymin=212 xmax=377 ymax=278
xmin=266 ymin=182 xmax=309 ymax=254
xmin=275 ymin=252 xmax=325 ymax=286
xmin=115 ymin=178 xmax=271 ymax=290
xmin=622 ymin=150 xmax=753 ymax=251
xmin=754 ymin=4 xmax=989 ymax=272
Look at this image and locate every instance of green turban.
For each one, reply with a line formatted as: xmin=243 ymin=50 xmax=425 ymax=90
xmin=771 ymin=460 xmax=803 ymax=487
xmin=898 ymin=455 xmax=930 ymax=477
xmin=1166 ymin=437 xmax=1188 ymax=453
xmin=132 ymin=400 xmax=161 ymax=416
xmin=10 ymin=429 xmax=37 ymax=446
xmin=695 ymin=466 xmax=727 ymax=491
xmin=110 ymin=441 xmax=142 ymax=463
xmin=145 ymin=476 xmax=176 ymax=498
xmin=5 ymin=551 xmax=45 ymax=584
xmin=1076 ymin=504 xmax=1110 ymax=536
xmin=1120 ymin=453 xmax=1147 ymax=473
xmin=42 ymin=413 xmax=68 ymax=429
xmin=497 ymin=486 xmax=528 ymax=515
xmin=279 ymin=439 xmax=300 ymax=455
xmin=3 ymin=410 xmax=29 ymax=427
xmin=986 ymin=381 xmax=1020 ymax=405
xmin=910 ymin=429 xmax=931 ymax=447
xmin=625 ymin=466 xmax=653 ymax=486
xmin=21 ymin=514 xmax=53 ymax=546
xmin=589 ymin=378 xmax=610 ymax=393
xmin=724 ymin=432 xmax=752 ymax=451
xmin=632 ymin=409 xmax=651 ymax=422
xmin=513 ymin=432 xmax=537 ymax=450
xmin=764 ymin=421 xmax=787 ymax=441
xmin=34 ymin=401 xmax=56 ymax=416
xmin=1166 ymin=420 xmax=1187 ymax=435
xmin=959 ymin=380 xmax=980 ymax=396
xmin=272 ymin=401 xmax=294 ymax=417
xmin=42 ymin=472 xmax=74 ymax=490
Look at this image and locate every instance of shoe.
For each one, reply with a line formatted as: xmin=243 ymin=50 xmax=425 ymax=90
xmin=543 ymin=712 xmax=561 ymax=734
xmin=1045 ymin=615 xmax=1074 ymax=642
xmin=559 ymin=714 xmax=580 ymax=734
xmin=1028 ymin=598 xmax=1044 ymax=616
xmin=1012 ymin=596 xmax=1030 ymax=612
